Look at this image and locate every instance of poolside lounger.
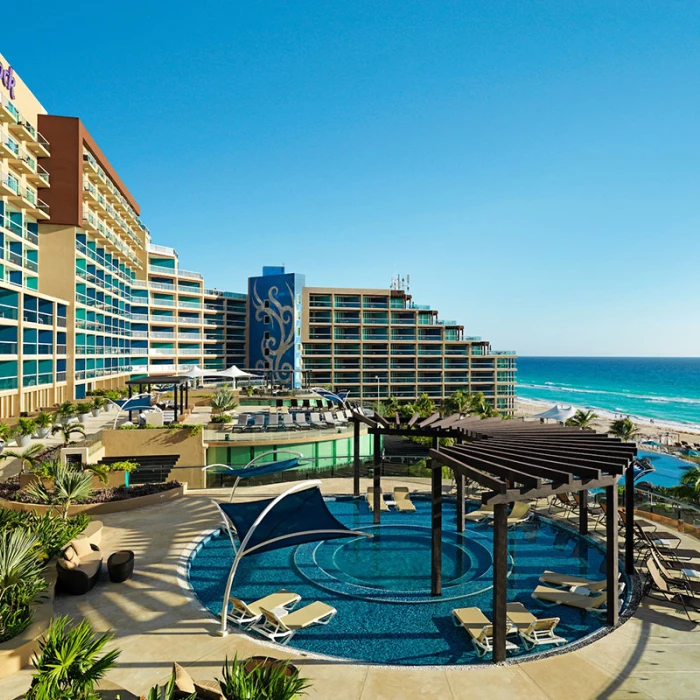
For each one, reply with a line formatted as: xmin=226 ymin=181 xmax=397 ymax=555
xmin=267 ymin=413 xmax=280 ymax=431
xmin=506 ymin=602 xmax=567 ymax=650
xmin=323 ymin=411 xmax=342 ymax=427
xmin=486 ymin=502 xmax=532 ymax=527
xmin=253 ymin=601 xmax=337 ymax=645
xmin=393 ymin=486 xmax=416 ymax=512
xmin=294 ymin=413 xmax=311 ymax=429
xmin=465 ymin=504 xmax=494 ymax=522
xmin=232 ymin=414 xmax=249 ymax=432
xmin=227 ymin=589 xmax=301 ymax=628
xmin=646 ymin=557 xmax=700 ymax=621
xmin=451 ymin=607 xmax=519 ymax=657
xmin=280 ymin=414 xmax=296 ymax=430
xmin=532 ymin=585 xmax=608 ymax=612
xmin=309 ymin=413 xmax=327 ymax=429
xmin=366 ymin=487 xmax=390 ymax=511
xmin=335 ymin=411 xmax=349 ymax=424
xmin=539 ymin=571 xmax=608 ymax=592
xmin=248 ymin=415 xmax=265 ymax=432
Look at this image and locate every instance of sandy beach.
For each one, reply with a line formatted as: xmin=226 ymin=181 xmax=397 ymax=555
xmin=515 ymin=398 xmax=700 ymax=446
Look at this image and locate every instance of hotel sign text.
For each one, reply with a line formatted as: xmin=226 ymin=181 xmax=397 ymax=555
xmin=0 ymin=62 xmax=16 ymax=100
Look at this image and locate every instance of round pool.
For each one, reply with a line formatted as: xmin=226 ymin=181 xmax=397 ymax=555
xmin=187 ymin=497 xmax=626 ymax=665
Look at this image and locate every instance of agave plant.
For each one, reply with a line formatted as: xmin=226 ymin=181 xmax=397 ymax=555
xmin=217 ymin=655 xmax=310 ymax=700
xmin=3 ymin=442 xmax=45 ymax=475
xmin=26 ymin=616 xmax=120 ymax=700
xmin=25 ymin=462 xmax=94 ymax=519
xmin=211 ymin=388 xmax=238 ymax=413
xmin=51 ymin=423 xmax=86 ymax=447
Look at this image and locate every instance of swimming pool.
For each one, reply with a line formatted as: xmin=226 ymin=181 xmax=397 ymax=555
xmin=636 ymin=449 xmax=692 ymax=487
xmin=187 ymin=498 xmax=626 ymax=665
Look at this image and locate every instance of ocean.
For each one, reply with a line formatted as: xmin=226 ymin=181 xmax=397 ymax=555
xmin=517 ymin=357 xmax=700 ymax=430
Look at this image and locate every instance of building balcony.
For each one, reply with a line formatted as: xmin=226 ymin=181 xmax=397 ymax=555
xmin=178 ymin=268 xmax=203 ymax=280
xmin=149 ymin=281 xmax=176 ymax=291
xmin=27 ymin=163 xmax=49 ymax=188
xmin=0 ymin=170 xmax=20 ymax=197
xmin=13 ymin=149 xmax=35 ymax=176
xmin=9 ymin=119 xmax=36 ymax=142
xmin=150 ymin=348 xmax=176 ymax=356
xmin=27 ymin=132 xmax=50 ymax=158
xmin=179 ymin=348 xmax=202 ymax=356
xmin=0 ymin=94 xmax=19 ymax=124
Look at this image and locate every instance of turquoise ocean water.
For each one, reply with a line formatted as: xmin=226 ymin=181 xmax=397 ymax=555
xmin=517 ymin=357 xmax=700 ymax=428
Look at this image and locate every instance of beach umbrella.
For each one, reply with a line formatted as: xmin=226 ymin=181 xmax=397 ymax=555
xmin=531 ymin=404 xmax=577 ymax=423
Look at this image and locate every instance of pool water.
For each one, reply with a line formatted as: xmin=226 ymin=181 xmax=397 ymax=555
xmin=188 ymin=498 xmax=625 ymax=665
xmin=637 ymin=449 xmax=692 ymax=487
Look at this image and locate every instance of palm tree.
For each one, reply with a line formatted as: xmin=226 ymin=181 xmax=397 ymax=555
xmin=681 ymin=465 xmax=700 ymax=495
xmin=467 ymin=392 xmax=499 ymax=418
xmin=566 ymin=409 xmax=599 ymax=429
xmin=51 ymin=423 xmax=86 ymax=447
xmin=0 ymin=529 xmax=43 ymax=609
xmin=25 ymin=463 xmax=93 ymax=519
xmin=608 ymin=417 xmax=640 ymax=442
xmin=443 ymin=390 xmax=470 ymax=416
xmin=2 ymin=443 xmax=45 ymax=475
xmin=26 ymin=616 xmax=120 ymax=700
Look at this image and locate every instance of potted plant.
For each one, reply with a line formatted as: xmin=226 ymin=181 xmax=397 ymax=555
xmin=54 ymin=402 xmax=76 ymax=426
xmin=0 ymin=421 xmax=11 ymax=455
xmin=90 ymin=395 xmax=106 ymax=417
xmin=15 ymin=417 xmax=37 ymax=448
xmin=34 ymin=411 xmax=53 ymax=438
xmin=75 ymin=403 xmax=92 ymax=424
xmin=211 ymin=388 xmax=237 ymax=414
xmin=100 ymin=459 xmax=137 ymax=488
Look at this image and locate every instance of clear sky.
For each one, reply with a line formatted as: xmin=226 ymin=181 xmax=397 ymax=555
xmin=7 ymin=1 xmax=700 ymax=356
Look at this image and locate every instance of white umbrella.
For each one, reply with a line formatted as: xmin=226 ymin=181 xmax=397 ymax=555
xmin=531 ymin=404 xmax=577 ymax=423
xmin=216 ymin=365 xmax=259 ymax=389
xmin=181 ymin=365 xmax=210 ymax=378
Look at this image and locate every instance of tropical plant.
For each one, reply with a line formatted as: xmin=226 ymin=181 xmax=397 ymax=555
xmin=142 ymin=673 xmax=196 ymax=700
xmin=104 ymin=459 xmax=138 ymax=473
xmin=75 ymin=403 xmax=92 ymax=418
xmin=16 ymin=417 xmax=37 ymax=439
xmin=217 ymin=655 xmax=310 ymax=700
xmin=0 ymin=529 xmax=46 ymax=642
xmin=26 ymin=616 xmax=120 ymax=700
xmin=566 ymin=409 xmax=599 ymax=429
xmin=413 ymin=394 xmax=436 ymax=418
xmin=34 ymin=412 xmax=53 ymax=430
xmin=608 ymin=418 xmax=640 ymax=442
xmin=3 ymin=442 xmax=45 ymax=475
xmin=211 ymin=413 xmax=233 ymax=424
xmin=466 ymin=392 xmax=499 ymax=418
xmin=211 ymin=388 xmax=238 ymax=413
xmin=680 ymin=465 xmax=700 ymax=495
xmin=89 ymin=396 xmax=106 ymax=411
xmin=54 ymin=401 xmax=76 ymax=424
xmin=0 ymin=510 xmax=89 ymax=559
xmin=0 ymin=421 xmax=11 ymax=443
xmin=186 ymin=424 xmax=203 ymax=437
xmin=25 ymin=462 xmax=94 ymax=519
xmin=442 ymin=389 xmax=470 ymax=417
xmin=51 ymin=423 xmax=86 ymax=447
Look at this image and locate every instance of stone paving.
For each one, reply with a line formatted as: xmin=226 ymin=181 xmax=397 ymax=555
xmin=1 ymin=479 xmax=698 ymax=700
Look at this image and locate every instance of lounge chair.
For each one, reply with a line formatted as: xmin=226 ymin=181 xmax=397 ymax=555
xmin=539 ymin=570 xmax=608 ymax=592
xmin=232 ymin=414 xmax=249 ymax=432
xmin=506 ymin=502 xmax=532 ymax=526
xmin=280 ymin=414 xmax=296 ymax=430
xmin=451 ymin=607 xmax=519 ymax=657
xmin=248 ymin=414 xmax=265 ymax=432
xmin=324 ymin=411 xmax=342 ymax=427
xmin=532 ymin=585 xmax=608 ymax=612
xmin=309 ymin=413 xmax=327 ymax=429
xmin=393 ymin=486 xmax=416 ymax=512
xmin=294 ymin=413 xmax=311 ymax=430
xmin=506 ymin=602 xmax=567 ymax=650
xmin=227 ymin=589 xmax=301 ymax=628
xmin=646 ymin=556 xmax=700 ymax=621
xmin=253 ymin=601 xmax=337 ymax=644
xmin=335 ymin=411 xmax=349 ymax=425
xmin=366 ymin=486 xmax=389 ymax=511
xmin=465 ymin=504 xmax=494 ymax=522
xmin=649 ymin=552 xmax=700 ymax=593
xmin=267 ymin=413 xmax=280 ymax=431
xmin=549 ymin=493 xmax=577 ymax=517
xmin=573 ymin=493 xmax=605 ymax=530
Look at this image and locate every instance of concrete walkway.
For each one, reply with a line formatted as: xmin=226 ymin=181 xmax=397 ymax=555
xmin=1 ymin=480 xmax=698 ymax=700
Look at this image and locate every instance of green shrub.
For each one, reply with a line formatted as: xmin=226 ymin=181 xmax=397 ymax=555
xmin=105 ymin=460 xmax=138 ymax=473
xmin=217 ymin=655 xmax=310 ymax=700
xmin=34 ymin=412 xmax=53 ymax=429
xmin=0 ymin=510 xmax=89 ymax=559
xmin=211 ymin=413 xmax=232 ymax=424
xmin=75 ymin=403 xmax=92 ymax=415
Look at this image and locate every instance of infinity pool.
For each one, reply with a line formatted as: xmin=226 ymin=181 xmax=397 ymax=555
xmin=188 ymin=497 xmax=626 ymax=665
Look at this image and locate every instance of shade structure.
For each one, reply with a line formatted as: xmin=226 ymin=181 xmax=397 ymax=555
xmin=181 ymin=365 xmax=210 ymax=379
xmin=531 ymin=404 xmax=577 ymax=422
xmin=210 ymin=456 xmax=300 ymax=480
xmin=217 ymin=365 xmax=256 ymax=380
xmin=311 ymin=387 xmax=350 ymax=405
xmin=218 ymin=485 xmax=358 ymax=556
xmin=115 ymin=396 xmax=152 ymax=411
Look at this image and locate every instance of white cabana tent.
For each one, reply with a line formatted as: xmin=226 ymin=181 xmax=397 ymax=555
xmin=531 ymin=404 xmax=577 ymax=423
xmin=216 ymin=365 xmax=258 ymax=389
xmin=182 ymin=365 xmax=210 ymax=379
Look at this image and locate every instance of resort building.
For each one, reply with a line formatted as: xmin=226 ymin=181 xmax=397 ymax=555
xmin=248 ymin=267 xmax=517 ymax=413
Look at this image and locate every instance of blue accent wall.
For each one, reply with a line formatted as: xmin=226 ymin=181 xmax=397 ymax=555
xmin=247 ymin=267 xmax=305 ymax=388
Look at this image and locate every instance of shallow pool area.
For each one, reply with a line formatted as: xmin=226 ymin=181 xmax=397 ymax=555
xmin=187 ymin=498 xmax=628 ymax=665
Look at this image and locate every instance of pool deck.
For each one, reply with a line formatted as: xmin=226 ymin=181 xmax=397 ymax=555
xmin=2 ymin=479 xmax=698 ymax=700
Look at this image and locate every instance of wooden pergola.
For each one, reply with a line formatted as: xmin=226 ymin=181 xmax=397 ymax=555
xmin=125 ymin=374 xmax=189 ymax=423
xmin=351 ymin=410 xmax=637 ymax=663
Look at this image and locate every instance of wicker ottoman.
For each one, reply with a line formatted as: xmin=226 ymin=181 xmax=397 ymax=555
xmin=107 ymin=550 xmax=135 ymax=583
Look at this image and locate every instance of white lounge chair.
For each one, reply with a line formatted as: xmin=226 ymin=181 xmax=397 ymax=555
xmin=323 ymin=411 xmax=341 ymax=427
xmin=294 ymin=413 xmax=311 ymax=430
xmin=309 ymin=413 xmax=327 ymax=429
xmin=532 ymin=585 xmax=608 ymax=612
xmin=252 ymin=601 xmax=337 ymax=644
xmin=539 ymin=570 xmax=608 ymax=592
xmin=267 ymin=413 xmax=280 ymax=431
xmin=227 ymin=590 xmax=300 ymax=628
xmin=451 ymin=607 xmax=519 ymax=657
xmin=232 ymin=414 xmax=249 ymax=432
xmin=506 ymin=602 xmax=567 ymax=650
xmin=280 ymin=414 xmax=296 ymax=430
xmin=248 ymin=415 xmax=265 ymax=432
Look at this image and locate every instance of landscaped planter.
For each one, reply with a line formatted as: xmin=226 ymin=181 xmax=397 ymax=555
xmin=16 ymin=435 xmax=32 ymax=448
xmin=90 ymin=471 xmax=127 ymax=490
xmin=91 ymin=409 xmax=101 ymax=418
xmin=18 ymin=474 xmax=53 ymax=490
xmin=36 ymin=427 xmax=50 ymax=439
xmin=77 ymin=413 xmax=90 ymax=424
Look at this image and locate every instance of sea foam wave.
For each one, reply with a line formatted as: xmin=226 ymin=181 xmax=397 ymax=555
xmin=518 ymin=383 xmax=700 ymax=407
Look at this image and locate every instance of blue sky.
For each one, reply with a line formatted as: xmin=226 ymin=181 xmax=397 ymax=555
xmin=8 ymin=2 xmax=700 ymax=356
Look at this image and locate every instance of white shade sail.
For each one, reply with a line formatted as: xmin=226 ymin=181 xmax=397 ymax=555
xmin=531 ymin=404 xmax=577 ymax=422
xmin=181 ymin=365 xmax=211 ymax=378
xmin=217 ymin=365 xmax=257 ymax=380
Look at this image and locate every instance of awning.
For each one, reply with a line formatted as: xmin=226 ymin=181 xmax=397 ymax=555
xmin=208 ymin=457 xmax=300 ymax=479
xmin=218 ymin=485 xmax=360 ymax=556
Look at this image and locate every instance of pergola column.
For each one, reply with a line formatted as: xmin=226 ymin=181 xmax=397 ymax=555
xmin=492 ymin=502 xmax=508 ymax=663
xmin=455 ymin=435 xmax=464 ymax=533
xmin=353 ymin=419 xmax=361 ymax=497
xmin=373 ymin=431 xmax=381 ymax=524
xmin=624 ymin=461 xmax=635 ymax=574
xmin=185 ymin=384 xmax=189 ymax=414
xmin=579 ymin=489 xmax=588 ymax=535
xmin=173 ymin=383 xmax=179 ymax=423
xmin=431 ymin=436 xmax=441 ymax=596
xmin=605 ymin=483 xmax=619 ymax=627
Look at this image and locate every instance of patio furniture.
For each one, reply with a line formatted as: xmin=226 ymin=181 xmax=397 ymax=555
xmin=323 ymin=411 xmax=341 ymax=427
xmin=532 ymin=585 xmax=608 ymax=612
xmin=280 ymin=413 xmax=296 ymax=430
xmin=539 ymin=570 xmax=608 ymax=591
xmin=367 ymin=486 xmax=389 ymax=511
xmin=82 ymin=520 xmax=103 ymax=547
xmin=573 ymin=493 xmax=606 ymax=530
xmin=267 ymin=413 xmax=280 ymax=431
xmin=504 ymin=502 xmax=532 ymax=527
xmin=57 ymin=537 xmax=103 ymax=595
xmin=549 ymin=493 xmax=577 ymax=517
xmin=294 ymin=413 xmax=311 ymax=429
xmin=465 ymin=504 xmax=494 ymax=522
xmin=309 ymin=412 xmax=326 ymax=429
xmin=172 ymin=662 xmax=225 ymax=700
xmin=393 ymin=486 xmax=416 ymax=512
xmin=108 ymin=550 xmax=135 ymax=583
xmin=506 ymin=602 xmax=567 ymax=650
xmin=227 ymin=590 xmax=301 ymax=628
xmin=451 ymin=606 xmax=519 ymax=657
xmin=646 ymin=556 xmax=700 ymax=621
xmin=232 ymin=414 xmax=249 ymax=432
xmin=248 ymin=415 xmax=265 ymax=432
xmin=252 ymin=601 xmax=337 ymax=645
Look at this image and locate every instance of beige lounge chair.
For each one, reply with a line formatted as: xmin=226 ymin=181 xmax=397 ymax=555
xmin=253 ymin=601 xmax=337 ymax=644
xmin=393 ymin=487 xmax=416 ymax=512
xmin=465 ymin=504 xmax=494 ymax=522
xmin=486 ymin=502 xmax=532 ymax=527
xmin=451 ymin=607 xmax=519 ymax=657
xmin=506 ymin=602 xmax=567 ymax=650
xmin=532 ymin=585 xmax=608 ymax=612
xmin=227 ymin=589 xmax=301 ymax=627
xmin=367 ymin=487 xmax=389 ymax=511
xmin=539 ymin=570 xmax=608 ymax=591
